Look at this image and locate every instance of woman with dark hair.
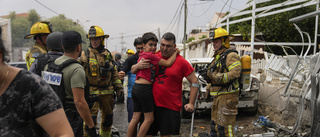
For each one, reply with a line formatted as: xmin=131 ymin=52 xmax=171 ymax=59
xmin=0 ymin=27 xmax=74 ymax=137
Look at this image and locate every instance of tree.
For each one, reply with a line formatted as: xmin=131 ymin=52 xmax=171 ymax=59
xmin=28 ymin=9 xmax=40 ymax=25
xmin=8 ymin=11 xmax=16 ymax=20
xmin=11 ymin=17 xmax=32 ymax=47
xmin=49 ymin=14 xmax=89 ymax=49
xmin=8 ymin=10 xmax=39 ymax=48
xmin=228 ymin=0 xmax=317 ymax=55
xmin=8 ymin=11 xmax=88 ymax=49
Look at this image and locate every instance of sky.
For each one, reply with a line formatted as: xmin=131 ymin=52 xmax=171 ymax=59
xmin=0 ymin=0 xmax=247 ymax=54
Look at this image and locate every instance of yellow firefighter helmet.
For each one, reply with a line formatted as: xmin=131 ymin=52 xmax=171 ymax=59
xmin=209 ymin=28 xmax=235 ymax=48
xmin=24 ymin=21 xmax=53 ymax=39
xmin=126 ymin=49 xmax=135 ymax=54
xmin=87 ymin=26 xmax=109 ymax=39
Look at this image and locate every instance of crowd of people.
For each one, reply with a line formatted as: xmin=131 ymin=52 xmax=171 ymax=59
xmin=0 ymin=21 xmax=241 ymax=137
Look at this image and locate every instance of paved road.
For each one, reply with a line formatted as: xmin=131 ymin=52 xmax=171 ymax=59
xmin=111 ymin=101 xmax=267 ymax=137
xmin=113 ymin=102 xmax=129 ymax=137
xmin=112 ymin=101 xmax=212 ymax=137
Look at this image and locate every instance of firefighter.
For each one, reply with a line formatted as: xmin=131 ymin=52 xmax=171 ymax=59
xmin=126 ymin=49 xmax=135 ymax=57
xmin=207 ymin=28 xmax=242 ymax=137
xmin=79 ymin=26 xmax=123 ymax=137
xmin=24 ymin=21 xmax=53 ymax=70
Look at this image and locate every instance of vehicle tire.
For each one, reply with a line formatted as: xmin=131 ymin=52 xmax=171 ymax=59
xmin=181 ymin=95 xmax=193 ymax=119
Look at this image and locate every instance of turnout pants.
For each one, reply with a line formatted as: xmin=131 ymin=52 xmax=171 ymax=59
xmin=84 ymin=94 xmax=114 ymax=137
xmin=211 ymin=92 xmax=239 ymax=137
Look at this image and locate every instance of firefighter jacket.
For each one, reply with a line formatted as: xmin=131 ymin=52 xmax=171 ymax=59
xmin=25 ymin=43 xmax=48 ymax=70
xmin=207 ymin=47 xmax=241 ymax=96
xmin=79 ymin=46 xmax=123 ymax=95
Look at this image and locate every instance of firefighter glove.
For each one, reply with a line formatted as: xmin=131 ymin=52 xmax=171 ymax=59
xmin=212 ymin=72 xmax=223 ymax=83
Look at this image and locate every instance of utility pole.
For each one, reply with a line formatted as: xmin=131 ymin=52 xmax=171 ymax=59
xmin=183 ymin=0 xmax=187 ymax=58
xmin=250 ymin=0 xmax=255 ymax=58
xmin=120 ymin=33 xmax=126 ymax=54
xmin=158 ymin=27 xmax=161 ymax=49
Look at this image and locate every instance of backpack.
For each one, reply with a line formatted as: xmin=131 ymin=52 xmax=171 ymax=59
xmin=42 ymin=58 xmax=79 ymax=108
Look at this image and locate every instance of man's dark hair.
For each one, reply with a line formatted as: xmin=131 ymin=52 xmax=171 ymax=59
xmin=62 ymin=40 xmax=77 ymax=53
xmin=162 ymin=32 xmax=176 ymax=44
xmin=142 ymin=32 xmax=158 ymax=44
xmin=0 ymin=27 xmax=9 ymax=62
xmin=63 ymin=44 xmax=78 ymax=53
xmin=133 ymin=37 xmax=143 ymax=47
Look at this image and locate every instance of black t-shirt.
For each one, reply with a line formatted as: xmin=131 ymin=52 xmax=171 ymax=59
xmin=121 ymin=54 xmax=139 ymax=73
xmin=0 ymin=69 xmax=62 ymax=137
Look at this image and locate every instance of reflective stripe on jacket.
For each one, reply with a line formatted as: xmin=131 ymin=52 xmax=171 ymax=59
xmin=79 ymin=47 xmax=123 ymax=95
xmin=207 ymin=48 xmax=241 ymax=96
xmin=25 ymin=43 xmax=47 ymax=70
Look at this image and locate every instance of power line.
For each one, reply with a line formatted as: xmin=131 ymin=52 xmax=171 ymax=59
xmin=187 ymin=1 xmax=211 ymax=6
xmin=106 ymin=39 xmax=118 ymax=52
xmin=202 ymin=2 xmax=213 ymax=22
xmin=77 ymin=20 xmax=89 ymax=30
xmin=34 ymin=0 xmax=60 ymax=15
xmin=162 ymin=0 xmax=184 ymax=33
xmin=35 ymin=0 xmax=89 ymax=30
xmin=188 ymin=1 xmax=215 ymax=17
xmin=214 ymin=0 xmax=230 ymax=28
xmin=190 ymin=0 xmax=197 ymax=17
xmin=228 ymin=0 xmax=233 ymax=12
xmin=174 ymin=6 xmax=183 ymax=39
xmin=220 ymin=0 xmax=242 ymax=11
xmin=168 ymin=4 xmax=184 ymax=32
xmin=110 ymin=29 xmax=158 ymax=39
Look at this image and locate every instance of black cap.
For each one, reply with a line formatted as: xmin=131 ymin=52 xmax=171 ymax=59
xmin=62 ymin=31 xmax=85 ymax=48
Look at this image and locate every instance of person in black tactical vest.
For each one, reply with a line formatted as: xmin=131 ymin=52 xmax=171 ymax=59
xmin=29 ymin=31 xmax=64 ymax=76
xmin=43 ymin=31 xmax=97 ymax=137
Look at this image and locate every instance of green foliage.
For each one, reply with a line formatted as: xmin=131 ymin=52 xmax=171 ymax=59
xmin=8 ymin=11 xmax=16 ymax=20
xmin=8 ymin=10 xmax=88 ymax=49
xmin=49 ymin=14 xmax=89 ymax=49
xmin=11 ymin=16 xmax=33 ymax=47
xmin=8 ymin=9 xmax=40 ymax=47
xmin=186 ymin=37 xmax=195 ymax=43
xmin=28 ymin=9 xmax=40 ymax=25
xmin=228 ymin=0 xmax=317 ymax=55
xmin=199 ymin=35 xmax=207 ymax=39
